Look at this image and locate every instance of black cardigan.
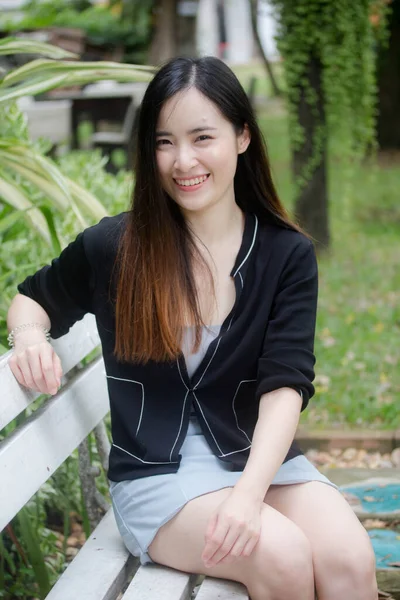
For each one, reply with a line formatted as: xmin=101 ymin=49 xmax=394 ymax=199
xmin=17 ymin=211 xmax=318 ymax=482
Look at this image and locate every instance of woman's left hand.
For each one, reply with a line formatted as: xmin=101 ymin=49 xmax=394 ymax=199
xmin=201 ymin=488 xmax=262 ymax=568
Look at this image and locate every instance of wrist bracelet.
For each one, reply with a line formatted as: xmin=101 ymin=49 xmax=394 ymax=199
xmin=7 ymin=323 xmax=51 ymax=348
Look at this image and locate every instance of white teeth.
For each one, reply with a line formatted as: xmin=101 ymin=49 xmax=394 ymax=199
xmin=176 ymin=175 xmax=208 ymax=186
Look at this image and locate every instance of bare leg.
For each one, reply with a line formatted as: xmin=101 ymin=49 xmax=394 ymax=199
xmin=148 ymin=487 xmax=314 ymax=600
xmin=265 ymin=481 xmax=378 ymax=600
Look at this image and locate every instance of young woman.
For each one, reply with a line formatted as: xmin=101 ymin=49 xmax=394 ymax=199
xmin=7 ymin=57 xmax=377 ymax=600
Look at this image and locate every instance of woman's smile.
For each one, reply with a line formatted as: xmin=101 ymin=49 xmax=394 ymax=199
xmin=174 ymin=174 xmax=210 ymax=192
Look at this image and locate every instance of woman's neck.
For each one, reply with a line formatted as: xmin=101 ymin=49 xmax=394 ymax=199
xmin=184 ymin=201 xmax=245 ymax=251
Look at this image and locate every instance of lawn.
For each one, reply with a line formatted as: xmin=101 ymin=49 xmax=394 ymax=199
xmin=233 ymin=63 xmax=400 ymax=429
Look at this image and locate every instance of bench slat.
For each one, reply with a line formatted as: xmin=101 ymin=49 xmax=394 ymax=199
xmin=0 ymin=356 xmax=108 ymax=530
xmin=122 ymin=564 xmax=195 ymax=600
xmin=0 ymin=314 xmax=100 ymax=430
xmin=196 ymin=577 xmax=249 ymax=599
xmin=46 ymin=509 xmax=137 ymax=600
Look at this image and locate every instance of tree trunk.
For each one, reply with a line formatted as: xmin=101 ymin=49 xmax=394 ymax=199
xmin=292 ymin=53 xmax=329 ymax=249
xmin=377 ymin=0 xmax=400 ymax=150
xmin=148 ymin=0 xmax=179 ymax=66
xmin=249 ymin=0 xmax=281 ymax=97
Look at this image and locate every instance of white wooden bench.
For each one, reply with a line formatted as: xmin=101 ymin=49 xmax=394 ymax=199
xmin=0 ymin=314 xmax=249 ymax=600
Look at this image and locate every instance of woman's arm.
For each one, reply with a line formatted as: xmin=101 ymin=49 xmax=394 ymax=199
xmin=7 ymin=293 xmax=51 ymax=338
xmin=201 ymin=388 xmax=302 ymax=568
xmin=202 ymin=238 xmax=318 ymax=568
xmin=234 ymin=387 xmax=303 ymax=501
xmin=7 ymin=294 xmax=62 ymax=395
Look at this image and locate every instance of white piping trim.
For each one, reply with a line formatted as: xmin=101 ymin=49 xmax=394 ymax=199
xmin=192 ymin=391 xmax=224 ymax=455
xmin=238 ymin=271 xmax=244 ymax=289
xmin=233 ymin=214 xmax=258 ymax=277
xmin=218 ymin=444 xmax=252 ymax=458
xmin=226 ymin=315 xmax=234 ymax=332
xmin=112 ymin=443 xmax=177 ymax=464
xmin=107 ymin=375 xmax=144 ymax=436
xmin=176 ymin=357 xmax=189 ymax=390
xmin=169 ymin=390 xmax=189 ymax=462
xmin=193 ymin=337 xmax=222 ymax=390
xmin=232 ymin=379 xmax=257 ymax=444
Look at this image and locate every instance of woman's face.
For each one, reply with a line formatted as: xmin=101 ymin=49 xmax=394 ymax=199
xmin=155 ymin=87 xmax=250 ymax=216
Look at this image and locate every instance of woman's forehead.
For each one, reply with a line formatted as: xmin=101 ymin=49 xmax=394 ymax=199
xmin=157 ymin=88 xmax=225 ymax=131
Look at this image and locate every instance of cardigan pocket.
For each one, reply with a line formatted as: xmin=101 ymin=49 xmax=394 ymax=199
xmin=106 ymin=375 xmax=145 ymax=438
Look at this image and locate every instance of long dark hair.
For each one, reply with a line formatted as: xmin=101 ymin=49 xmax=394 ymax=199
xmin=114 ymin=56 xmax=300 ymax=364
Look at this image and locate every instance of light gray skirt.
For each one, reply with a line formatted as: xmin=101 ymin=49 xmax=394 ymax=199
xmin=109 ymin=416 xmax=337 ymax=565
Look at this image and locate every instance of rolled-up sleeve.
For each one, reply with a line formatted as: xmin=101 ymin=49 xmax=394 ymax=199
xmin=255 ymin=238 xmax=318 ymax=411
xmin=17 ymin=230 xmax=95 ymax=339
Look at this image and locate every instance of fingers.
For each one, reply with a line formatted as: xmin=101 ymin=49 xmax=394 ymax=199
xmin=14 ymin=350 xmax=41 ymax=392
xmin=241 ymin=533 xmax=260 ymax=558
xmin=9 ymin=358 xmax=30 ymax=390
xmin=53 ymin=352 xmax=63 ymax=382
xmin=40 ymin=346 xmax=61 ymax=395
xmin=8 ymin=343 xmax=62 ymax=395
xmin=202 ymin=515 xmax=229 ymax=566
xmin=204 ymin=525 xmax=241 ymax=567
xmin=221 ymin=528 xmax=260 ymax=564
xmin=202 ymin=510 xmax=261 ymax=568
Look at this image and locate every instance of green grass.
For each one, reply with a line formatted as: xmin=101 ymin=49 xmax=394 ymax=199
xmin=255 ymin=106 xmax=400 ymax=430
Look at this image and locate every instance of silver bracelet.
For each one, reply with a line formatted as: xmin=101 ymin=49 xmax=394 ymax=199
xmin=7 ymin=323 xmax=51 ymax=348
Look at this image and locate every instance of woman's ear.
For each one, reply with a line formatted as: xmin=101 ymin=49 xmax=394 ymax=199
xmin=237 ymin=124 xmax=251 ymax=154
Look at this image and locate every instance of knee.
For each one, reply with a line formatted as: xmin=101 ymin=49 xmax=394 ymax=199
xmin=329 ymin=535 xmax=377 ymax=596
xmin=342 ymin=543 xmax=377 ymax=590
xmin=250 ymin=529 xmax=314 ymax=600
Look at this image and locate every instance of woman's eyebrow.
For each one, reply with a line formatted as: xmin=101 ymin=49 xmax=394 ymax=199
xmin=156 ymin=126 xmax=217 ymax=136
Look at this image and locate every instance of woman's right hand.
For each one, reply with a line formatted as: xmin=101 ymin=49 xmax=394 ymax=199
xmin=8 ymin=332 xmax=63 ymax=396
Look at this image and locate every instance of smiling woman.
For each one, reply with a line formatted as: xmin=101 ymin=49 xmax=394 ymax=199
xmin=7 ymin=56 xmax=378 ymax=600
xmin=155 ymin=87 xmax=250 ymax=215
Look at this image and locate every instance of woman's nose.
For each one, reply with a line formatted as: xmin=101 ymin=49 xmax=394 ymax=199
xmin=173 ymin=145 xmax=198 ymax=172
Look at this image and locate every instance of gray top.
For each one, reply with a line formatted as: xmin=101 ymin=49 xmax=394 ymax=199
xmin=182 ymin=325 xmax=221 ymax=416
xmin=181 ymin=324 xmax=221 ymax=379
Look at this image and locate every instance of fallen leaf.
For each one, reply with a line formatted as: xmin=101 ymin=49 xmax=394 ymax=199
xmin=363 ymin=519 xmax=386 ymax=529
xmin=378 ymin=553 xmax=392 ymax=562
xmin=378 ymin=590 xmax=394 ymax=599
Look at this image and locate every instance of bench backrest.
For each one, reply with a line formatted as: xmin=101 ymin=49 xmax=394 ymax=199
xmin=0 ymin=314 xmax=106 ymax=531
xmin=1 ymin=315 xmax=250 ymax=600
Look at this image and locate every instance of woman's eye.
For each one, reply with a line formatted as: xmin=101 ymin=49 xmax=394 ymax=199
xmin=196 ymin=135 xmax=211 ymax=142
xmin=156 ymin=139 xmax=171 ymax=146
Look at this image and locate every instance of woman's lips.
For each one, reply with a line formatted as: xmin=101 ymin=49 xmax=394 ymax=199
xmin=173 ymin=174 xmax=210 ymax=192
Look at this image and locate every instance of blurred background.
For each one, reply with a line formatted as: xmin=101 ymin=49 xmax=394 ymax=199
xmin=0 ymin=1 xmax=399 ymax=598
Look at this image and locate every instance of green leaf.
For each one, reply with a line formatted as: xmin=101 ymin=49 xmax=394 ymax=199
xmin=37 ymin=206 xmax=62 ymax=255
xmin=0 ymin=154 xmax=69 ymax=212
xmin=0 ymin=74 xmax=70 ymax=103
xmin=0 ymin=144 xmax=108 ymax=222
xmin=0 ymin=174 xmax=51 ymax=243
xmin=0 ymin=532 xmax=16 ymax=575
xmin=3 ymin=58 xmax=155 ymax=87
xmin=17 ymin=507 xmax=51 ymax=599
xmin=0 ymin=36 xmax=77 ymax=59
xmin=0 ymin=208 xmax=27 ymax=234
